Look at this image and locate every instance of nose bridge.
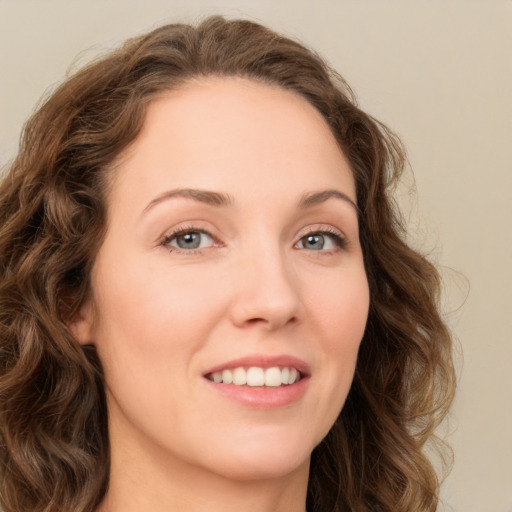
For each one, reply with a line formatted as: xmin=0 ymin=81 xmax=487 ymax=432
xmin=230 ymin=235 xmax=300 ymax=329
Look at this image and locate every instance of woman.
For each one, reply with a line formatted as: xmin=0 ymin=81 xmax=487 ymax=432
xmin=0 ymin=16 xmax=455 ymax=512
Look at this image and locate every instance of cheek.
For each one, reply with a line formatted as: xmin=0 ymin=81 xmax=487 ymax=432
xmin=89 ymin=248 xmax=228 ymax=382
xmin=97 ymin=267 xmax=221 ymax=348
xmin=309 ymin=264 xmax=369 ymax=345
xmin=305 ymin=265 xmax=369 ymax=411
xmin=89 ymin=256 xmax=230 ymax=438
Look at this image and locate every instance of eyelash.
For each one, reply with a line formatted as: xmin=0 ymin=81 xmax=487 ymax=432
xmin=160 ymin=225 xmax=347 ymax=254
xmin=296 ymin=228 xmax=348 ymax=252
xmin=160 ymin=225 xmax=217 ymax=254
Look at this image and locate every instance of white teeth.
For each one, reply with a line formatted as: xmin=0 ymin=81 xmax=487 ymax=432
xmin=221 ymin=369 xmax=233 ymax=384
xmin=232 ymin=367 xmax=247 ymax=385
xmin=207 ymin=366 xmax=301 ymax=386
xmin=265 ymin=367 xmax=282 ymax=387
xmin=247 ymin=367 xmax=265 ymax=386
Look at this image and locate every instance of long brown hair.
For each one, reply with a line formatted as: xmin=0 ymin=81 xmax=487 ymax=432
xmin=0 ymin=16 xmax=455 ymax=512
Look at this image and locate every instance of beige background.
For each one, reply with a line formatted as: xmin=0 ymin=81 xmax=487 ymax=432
xmin=1 ymin=1 xmax=511 ymax=511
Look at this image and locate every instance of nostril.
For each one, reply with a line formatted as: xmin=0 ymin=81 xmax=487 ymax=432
xmin=244 ymin=315 xmax=298 ymax=329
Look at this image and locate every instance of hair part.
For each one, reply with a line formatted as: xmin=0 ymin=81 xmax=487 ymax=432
xmin=0 ymin=16 xmax=455 ymax=512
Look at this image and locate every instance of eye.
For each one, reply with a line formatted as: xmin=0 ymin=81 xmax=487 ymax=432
xmin=295 ymin=231 xmax=346 ymax=251
xmin=164 ymin=229 xmax=215 ymax=251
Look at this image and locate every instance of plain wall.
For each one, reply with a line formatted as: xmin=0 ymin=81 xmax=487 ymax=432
xmin=1 ymin=1 xmax=511 ymax=511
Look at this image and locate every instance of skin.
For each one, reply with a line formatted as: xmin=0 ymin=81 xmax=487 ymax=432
xmin=72 ymin=77 xmax=370 ymax=512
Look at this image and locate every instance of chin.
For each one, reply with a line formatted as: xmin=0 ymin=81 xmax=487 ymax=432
xmin=192 ymin=431 xmax=314 ymax=482
xmin=211 ymin=452 xmax=310 ymax=483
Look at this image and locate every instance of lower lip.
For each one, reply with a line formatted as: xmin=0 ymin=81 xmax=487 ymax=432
xmin=204 ymin=377 xmax=309 ymax=409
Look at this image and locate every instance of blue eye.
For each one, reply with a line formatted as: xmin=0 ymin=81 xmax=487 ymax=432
xmin=296 ymin=232 xmax=345 ymax=251
xmin=165 ymin=230 xmax=214 ymax=250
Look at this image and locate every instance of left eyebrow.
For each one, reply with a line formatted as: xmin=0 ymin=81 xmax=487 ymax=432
xmin=297 ymin=189 xmax=358 ymax=212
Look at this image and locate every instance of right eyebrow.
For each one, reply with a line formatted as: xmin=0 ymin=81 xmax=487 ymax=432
xmin=141 ymin=188 xmax=234 ymax=217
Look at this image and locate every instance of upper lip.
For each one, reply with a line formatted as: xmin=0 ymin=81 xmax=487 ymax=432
xmin=203 ymin=354 xmax=311 ymax=377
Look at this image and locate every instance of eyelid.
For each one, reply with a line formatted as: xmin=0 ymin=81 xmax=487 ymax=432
xmin=158 ymin=222 xmax=348 ymax=254
xmin=160 ymin=224 xmax=221 ymax=253
xmin=294 ymin=224 xmax=348 ymax=251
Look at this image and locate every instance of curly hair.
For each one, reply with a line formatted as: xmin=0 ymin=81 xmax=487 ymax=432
xmin=0 ymin=16 xmax=455 ymax=512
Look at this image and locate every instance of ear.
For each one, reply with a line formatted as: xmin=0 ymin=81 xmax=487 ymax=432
xmin=66 ymin=299 xmax=96 ymax=345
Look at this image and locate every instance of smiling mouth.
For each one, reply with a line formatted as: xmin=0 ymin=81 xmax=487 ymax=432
xmin=205 ymin=366 xmax=302 ymax=387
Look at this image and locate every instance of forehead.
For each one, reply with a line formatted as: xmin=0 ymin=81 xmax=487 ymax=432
xmin=110 ymin=77 xmax=355 ymax=210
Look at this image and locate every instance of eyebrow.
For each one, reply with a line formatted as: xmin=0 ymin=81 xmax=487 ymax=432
xmin=298 ymin=189 xmax=358 ymax=212
xmin=142 ymin=188 xmax=233 ymax=216
xmin=142 ymin=187 xmax=358 ymax=217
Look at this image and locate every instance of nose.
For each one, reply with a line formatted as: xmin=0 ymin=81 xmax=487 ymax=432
xmin=228 ymin=245 xmax=301 ymax=331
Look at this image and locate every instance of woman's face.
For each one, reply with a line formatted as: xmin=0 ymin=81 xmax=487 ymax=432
xmin=75 ymin=78 xmax=369 ymax=483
